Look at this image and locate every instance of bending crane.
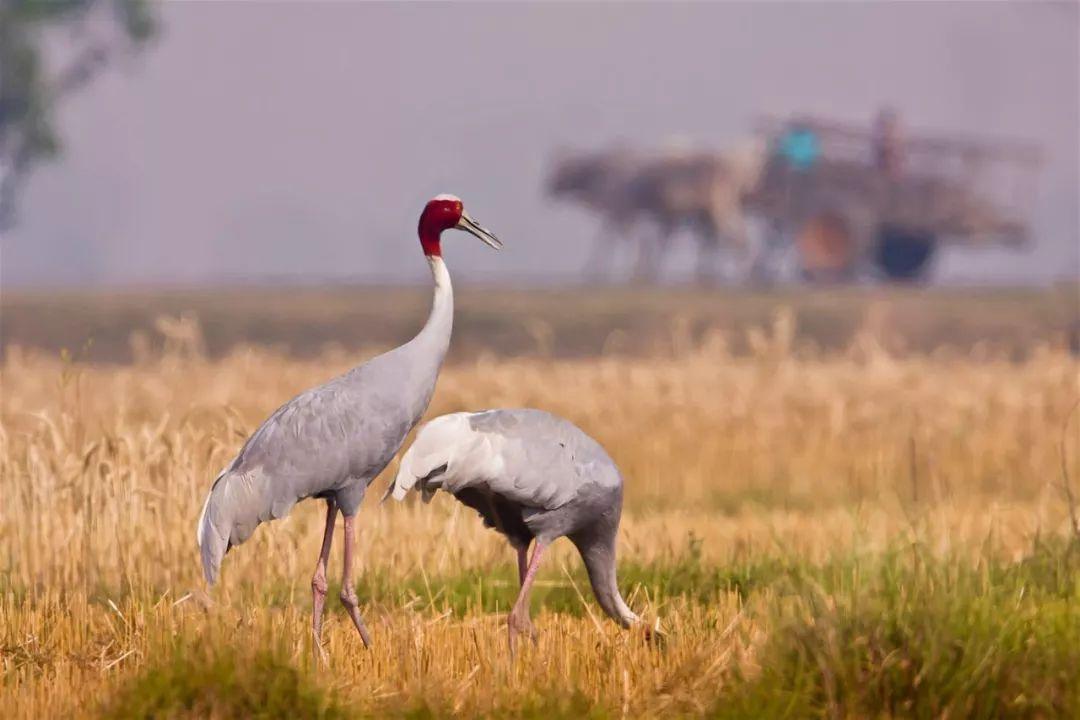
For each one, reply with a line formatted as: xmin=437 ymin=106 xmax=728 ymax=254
xmin=388 ymin=409 xmax=639 ymax=652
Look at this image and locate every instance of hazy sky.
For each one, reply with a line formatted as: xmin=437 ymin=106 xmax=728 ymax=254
xmin=5 ymin=1 xmax=1078 ymax=287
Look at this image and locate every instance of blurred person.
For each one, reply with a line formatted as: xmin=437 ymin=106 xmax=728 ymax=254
xmin=778 ymin=118 xmax=821 ymax=172
xmin=873 ymin=106 xmax=905 ymax=178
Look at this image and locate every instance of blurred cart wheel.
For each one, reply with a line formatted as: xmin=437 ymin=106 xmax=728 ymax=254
xmin=874 ymin=224 xmax=936 ymax=281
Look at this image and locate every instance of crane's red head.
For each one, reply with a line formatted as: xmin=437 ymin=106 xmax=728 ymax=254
xmin=417 ymin=194 xmax=503 ymax=257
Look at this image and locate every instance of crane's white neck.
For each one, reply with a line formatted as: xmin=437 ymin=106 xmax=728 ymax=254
xmin=427 ymin=255 xmax=453 ymax=327
xmin=413 ymin=255 xmax=453 ymax=363
xmin=428 ymin=254 xmax=451 ymax=296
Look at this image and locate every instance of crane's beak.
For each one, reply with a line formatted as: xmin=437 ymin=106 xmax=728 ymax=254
xmin=456 ymin=210 xmax=503 ymax=249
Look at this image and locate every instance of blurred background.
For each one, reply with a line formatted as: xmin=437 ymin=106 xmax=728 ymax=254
xmin=1 ymin=1 xmax=1077 ymax=360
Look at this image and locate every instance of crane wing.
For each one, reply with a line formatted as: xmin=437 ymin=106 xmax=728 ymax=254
xmin=391 ymin=409 xmax=618 ymax=512
xmin=197 ymin=373 xmax=412 ymax=584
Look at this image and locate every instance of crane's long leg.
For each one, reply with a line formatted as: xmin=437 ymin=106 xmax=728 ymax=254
xmin=339 ymin=514 xmax=372 ymax=648
xmin=516 ymin=544 xmax=530 ymax=587
xmin=508 ymin=540 xmax=547 ymax=655
xmin=311 ymin=498 xmax=338 ymax=662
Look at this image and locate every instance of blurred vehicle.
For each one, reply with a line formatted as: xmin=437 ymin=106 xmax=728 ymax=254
xmin=750 ymin=110 xmax=1043 ymax=281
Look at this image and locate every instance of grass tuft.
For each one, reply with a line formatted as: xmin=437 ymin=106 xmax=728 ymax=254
xmin=101 ymin=643 xmax=351 ymax=720
xmin=716 ymin=541 xmax=1080 ymax=719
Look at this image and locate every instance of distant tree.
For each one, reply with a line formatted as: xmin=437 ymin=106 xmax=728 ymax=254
xmin=0 ymin=0 xmax=156 ymax=231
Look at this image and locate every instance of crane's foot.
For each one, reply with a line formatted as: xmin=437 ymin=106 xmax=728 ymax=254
xmin=312 ymin=634 xmax=330 ymax=667
xmin=340 ymin=586 xmax=372 ymax=648
xmin=507 ymin=609 xmax=537 ymax=656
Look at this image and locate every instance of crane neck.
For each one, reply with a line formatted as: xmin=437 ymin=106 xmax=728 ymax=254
xmin=427 ymin=254 xmax=452 ymax=317
xmin=412 ymin=254 xmax=453 ymax=364
xmin=574 ymin=524 xmax=639 ymax=629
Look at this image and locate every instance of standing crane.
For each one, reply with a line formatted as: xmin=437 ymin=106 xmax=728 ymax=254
xmin=196 ymin=194 xmax=502 ymax=656
xmin=386 ymin=409 xmax=640 ymax=651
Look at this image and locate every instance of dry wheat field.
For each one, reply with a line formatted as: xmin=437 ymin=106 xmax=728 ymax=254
xmin=3 ymin=304 xmax=1080 ymax=718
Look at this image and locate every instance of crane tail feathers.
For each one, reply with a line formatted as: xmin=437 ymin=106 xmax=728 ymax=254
xmin=200 ymin=530 xmax=226 ymax=586
xmin=196 ymin=469 xmax=230 ymax=585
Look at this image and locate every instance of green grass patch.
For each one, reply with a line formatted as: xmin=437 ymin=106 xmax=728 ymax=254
xmin=100 ymin=642 xmax=351 ymax=719
xmin=349 ymin=535 xmax=790 ymax=617
xmin=714 ymin=540 xmax=1080 ymax=719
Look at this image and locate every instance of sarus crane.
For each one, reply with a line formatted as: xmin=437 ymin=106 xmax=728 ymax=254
xmin=386 ymin=409 xmax=640 ymax=651
xmin=196 ymin=194 xmax=501 ymax=654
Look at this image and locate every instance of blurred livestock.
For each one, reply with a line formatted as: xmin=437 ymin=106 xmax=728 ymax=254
xmin=547 ymin=139 xmax=767 ymax=283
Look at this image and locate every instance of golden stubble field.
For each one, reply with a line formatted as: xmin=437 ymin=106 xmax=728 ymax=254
xmin=2 ymin=313 xmax=1079 ymax=717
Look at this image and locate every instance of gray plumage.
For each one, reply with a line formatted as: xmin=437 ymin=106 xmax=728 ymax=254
xmin=196 ymin=257 xmax=453 ymax=584
xmin=390 ymin=409 xmax=640 ymax=634
xmin=194 ymin=195 xmax=502 ymax=655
